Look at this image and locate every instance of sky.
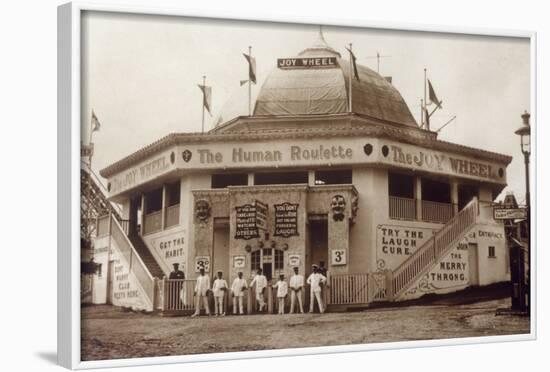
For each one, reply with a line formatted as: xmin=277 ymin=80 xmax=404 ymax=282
xmin=81 ymin=11 xmax=531 ymax=202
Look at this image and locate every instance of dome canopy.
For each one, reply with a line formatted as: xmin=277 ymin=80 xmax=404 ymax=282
xmin=216 ymin=32 xmax=418 ymax=128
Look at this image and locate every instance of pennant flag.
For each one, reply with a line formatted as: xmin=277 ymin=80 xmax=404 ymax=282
xmin=197 ymin=84 xmax=212 ymax=115
xmin=345 ymin=46 xmax=360 ymax=81
xmin=240 ymin=79 xmax=249 ymax=86
xmin=428 ymin=79 xmax=442 ymax=108
xmin=424 ymin=107 xmax=431 ymax=129
xmin=243 ymin=53 xmax=257 ymax=84
xmin=91 ymin=110 xmax=101 ymax=132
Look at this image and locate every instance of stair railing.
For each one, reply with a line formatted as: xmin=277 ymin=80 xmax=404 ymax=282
xmin=109 ymin=213 xmax=156 ymax=306
xmin=390 ymin=197 xmax=479 ymax=299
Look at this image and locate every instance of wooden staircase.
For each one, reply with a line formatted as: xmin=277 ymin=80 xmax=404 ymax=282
xmin=390 ymin=197 xmax=479 ymax=300
xmin=128 ymin=233 xmax=165 ymax=279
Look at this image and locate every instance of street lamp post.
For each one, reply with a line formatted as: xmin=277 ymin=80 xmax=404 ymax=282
xmin=514 ymin=110 xmax=531 ymax=313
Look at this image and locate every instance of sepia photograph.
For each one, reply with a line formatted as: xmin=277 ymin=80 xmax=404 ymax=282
xmin=78 ymin=9 xmax=532 ymax=363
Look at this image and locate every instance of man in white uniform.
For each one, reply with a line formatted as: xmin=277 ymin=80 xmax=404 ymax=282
xmin=212 ymin=271 xmax=228 ymax=316
xmin=192 ymin=267 xmax=211 ymax=317
xmin=231 ymin=272 xmax=248 ymax=315
xmin=289 ymin=266 xmax=305 ymax=314
xmin=307 ymin=265 xmax=327 ymax=313
xmin=272 ymin=274 xmax=289 ymax=314
xmin=250 ymin=268 xmax=268 ymax=312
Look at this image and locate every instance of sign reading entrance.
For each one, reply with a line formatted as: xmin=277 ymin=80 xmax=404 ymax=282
xmin=277 ymin=57 xmax=338 ymax=69
xmin=274 ymin=202 xmax=299 ymax=237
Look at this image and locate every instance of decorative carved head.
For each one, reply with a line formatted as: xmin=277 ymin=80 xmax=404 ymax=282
xmin=331 ymin=194 xmax=346 ymax=221
xmin=195 ymin=199 xmax=211 ymax=222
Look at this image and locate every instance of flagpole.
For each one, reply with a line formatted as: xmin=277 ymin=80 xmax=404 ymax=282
xmin=423 ymin=68 xmax=428 ymax=130
xmin=348 ymin=43 xmax=353 ymax=113
xmin=88 ymin=111 xmax=94 ymax=172
xmin=420 ymin=99 xmax=424 ymax=129
xmin=248 ymin=46 xmax=252 ymax=116
xmin=201 ymin=75 xmax=206 ymax=133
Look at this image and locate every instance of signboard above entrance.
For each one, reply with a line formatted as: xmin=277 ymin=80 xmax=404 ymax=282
xmin=277 ymin=57 xmax=338 ymax=69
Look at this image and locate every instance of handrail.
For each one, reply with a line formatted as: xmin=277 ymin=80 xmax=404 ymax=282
xmin=111 ymin=215 xmax=154 ymax=282
xmin=110 ymin=214 xmax=155 ymax=306
xmin=389 ymin=196 xmax=416 ymax=221
xmin=391 ymin=197 xmax=478 ymax=299
xmin=143 ymin=210 xmax=162 ymax=234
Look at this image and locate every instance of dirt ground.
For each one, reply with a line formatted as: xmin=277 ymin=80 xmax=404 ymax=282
xmin=81 ymin=298 xmax=529 ymax=361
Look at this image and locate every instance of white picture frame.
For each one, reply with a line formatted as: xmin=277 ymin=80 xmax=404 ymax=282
xmin=57 ymin=2 xmax=537 ymax=369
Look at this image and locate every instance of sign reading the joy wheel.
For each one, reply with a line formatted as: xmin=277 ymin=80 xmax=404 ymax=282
xmin=331 ymin=249 xmax=347 ymax=266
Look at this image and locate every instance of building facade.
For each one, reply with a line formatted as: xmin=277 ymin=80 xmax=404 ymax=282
xmin=90 ymin=34 xmax=512 ymax=312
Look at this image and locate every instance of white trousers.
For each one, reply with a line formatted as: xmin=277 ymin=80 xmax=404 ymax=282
xmin=309 ymin=290 xmax=324 ymax=313
xmin=290 ymin=289 xmax=304 ymax=313
xmin=214 ymin=295 xmax=225 ymax=315
xmin=194 ymin=294 xmax=210 ymax=315
xmin=233 ymin=295 xmax=245 ymax=314
xmin=256 ymin=291 xmax=265 ymax=311
xmin=278 ymin=297 xmax=285 ymax=314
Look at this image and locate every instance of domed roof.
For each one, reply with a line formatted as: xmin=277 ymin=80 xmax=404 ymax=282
xmin=215 ymin=31 xmax=418 ymax=128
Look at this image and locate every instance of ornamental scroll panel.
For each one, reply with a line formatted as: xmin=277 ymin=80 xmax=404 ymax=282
xmin=368 ymin=272 xmax=389 ymax=302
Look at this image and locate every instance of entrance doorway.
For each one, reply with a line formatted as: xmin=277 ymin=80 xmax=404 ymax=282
xmin=251 ymin=248 xmax=285 ymax=282
xmin=129 ymin=196 xmax=141 ymax=236
xmin=212 ymin=222 xmax=230 ymax=280
xmin=308 ymin=220 xmax=328 ymax=274
xmin=468 ymin=243 xmax=479 ymax=286
xmin=262 ymin=263 xmax=273 ymax=282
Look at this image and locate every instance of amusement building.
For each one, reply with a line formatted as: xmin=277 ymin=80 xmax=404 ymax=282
xmin=84 ymin=32 xmax=512 ymax=313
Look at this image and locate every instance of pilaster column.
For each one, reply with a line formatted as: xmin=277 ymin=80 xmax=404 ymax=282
xmin=247 ymin=173 xmax=254 ymax=186
xmin=308 ymin=170 xmax=316 ymax=186
xmin=414 ymin=176 xmax=422 ymax=221
xmin=161 ymin=184 xmax=167 ymax=230
xmin=140 ymin=193 xmax=146 ymax=235
xmin=451 ymin=180 xmax=459 ymax=215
